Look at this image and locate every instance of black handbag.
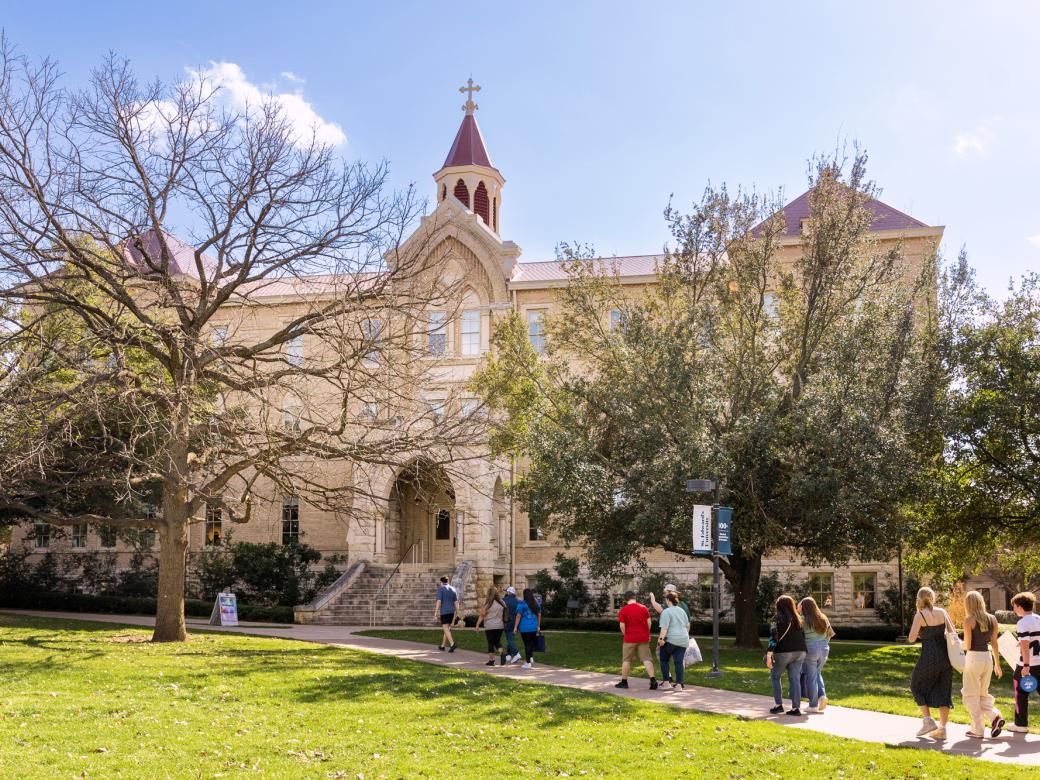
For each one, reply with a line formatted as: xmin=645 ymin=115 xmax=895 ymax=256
xmin=534 ymin=633 xmax=547 ymax=653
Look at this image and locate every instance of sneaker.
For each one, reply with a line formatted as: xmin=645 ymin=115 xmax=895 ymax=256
xmin=1007 ymin=724 xmax=1029 ymax=733
xmin=966 ymin=731 xmax=984 ymax=739
xmin=649 ymin=678 xmax=658 ymax=691
xmin=807 ymin=706 xmax=819 ymax=714
xmin=448 ymin=644 xmax=457 ymax=653
xmin=510 ymin=653 xmax=522 ymax=664
xmin=769 ymin=705 xmax=784 ymax=714
xmin=786 ymin=709 xmax=803 ymax=716
xmin=817 ymin=696 xmax=828 ymax=713
xmin=916 ymin=717 xmax=937 ymax=737
xmin=485 ymin=660 xmax=496 ymax=666
xmin=614 ymin=679 xmax=629 ymax=689
xmin=521 ymin=662 xmax=532 ymax=669
xmin=991 ymin=716 xmax=1006 ymax=738
xmin=671 ymin=683 xmax=681 ymax=692
xmin=928 ymin=727 xmax=946 ymax=740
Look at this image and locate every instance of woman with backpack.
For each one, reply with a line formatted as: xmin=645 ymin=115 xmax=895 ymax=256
xmin=474 ymin=585 xmax=508 ymax=666
xmin=513 ymin=588 xmax=542 ymax=669
xmin=961 ymin=589 xmax=1004 ymax=738
xmin=766 ymin=594 xmax=807 ymax=716
xmin=798 ymin=596 xmax=835 ymax=713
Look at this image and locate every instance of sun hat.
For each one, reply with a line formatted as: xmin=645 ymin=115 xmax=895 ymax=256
xmin=664 ymin=583 xmax=677 ymax=593
xmin=505 ymin=586 xmax=517 ymax=595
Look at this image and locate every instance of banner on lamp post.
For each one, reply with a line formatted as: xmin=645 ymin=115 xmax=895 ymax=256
xmin=693 ymin=504 xmax=712 ymax=554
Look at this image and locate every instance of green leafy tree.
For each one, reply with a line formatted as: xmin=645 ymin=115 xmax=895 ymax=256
xmin=475 ymin=154 xmax=936 ymax=647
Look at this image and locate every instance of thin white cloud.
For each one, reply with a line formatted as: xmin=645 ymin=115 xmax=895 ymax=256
xmin=952 ymin=128 xmax=992 ymax=157
xmin=280 ymin=71 xmax=305 ymax=85
xmin=1026 ymin=235 xmax=1040 ymax=249
xmin=188 ymin=62 xmax=345 ymax=148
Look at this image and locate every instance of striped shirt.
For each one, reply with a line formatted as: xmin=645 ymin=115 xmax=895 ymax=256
xmin=1016 ymin=613 xmax=1040 ymax=666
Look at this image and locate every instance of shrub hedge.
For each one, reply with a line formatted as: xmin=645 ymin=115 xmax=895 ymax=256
xmin=0 ymin=589 xmax=294 ymax=623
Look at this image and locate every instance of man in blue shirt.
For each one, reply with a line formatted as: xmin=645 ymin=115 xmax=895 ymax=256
xmin=502 ymin=586 xmax=521 ymax=663
xmin=434 ymin=576 xmax=459 ymax=652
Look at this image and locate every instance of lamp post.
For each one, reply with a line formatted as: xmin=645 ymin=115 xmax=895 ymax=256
xmin=687 ymin=476 xmax=723 ymax=678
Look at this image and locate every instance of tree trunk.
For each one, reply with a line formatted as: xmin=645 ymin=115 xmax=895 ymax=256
xmin=153 ymin=515 xmax=189 ymax=642
xmin=722 ymin=553 xmax=763 ymax=649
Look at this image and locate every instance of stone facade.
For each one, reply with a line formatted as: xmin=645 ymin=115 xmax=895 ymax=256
xmin=12 ymin=92 xmax=981 ymax=624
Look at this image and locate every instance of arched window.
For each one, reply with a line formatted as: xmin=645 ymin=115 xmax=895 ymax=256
xmin=453 ymin=179 xmax=470 ymax=208
xmin=474 ymin=181 xmax=490 ymax=225
xmin=441 ymin=184 xmax=446 ymax=201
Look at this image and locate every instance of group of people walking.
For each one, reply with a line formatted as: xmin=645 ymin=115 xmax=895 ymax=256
xmin=441 ymin=574 xmax=1040 ymax=741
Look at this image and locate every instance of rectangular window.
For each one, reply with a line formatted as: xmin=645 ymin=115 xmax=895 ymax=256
xmin=205 ymin=505 xmax=223 ymax=547
xmin=71 ymin=523 xmax=88 ymax=549
xmin=527 ymin=310 xmax=545 ymax=354
xmin=809 ymin=572 xmax=834 ymax=609
xmin=359 ymin=400 xmax=378 ymax=419
xmin=977 ymin=588 xmax=992 ymax=610
xmin=425 ymin=399 xmax=447 ymax=421
xmin=139 ymin=528 xmax=156 ymax=548
xmin=434 ymin=509 xmax=451 ymax=541
xmin=99 ymin=526 xmax=117 ymax=549
xmin=528 ymin=517 xmax=544 ymax=542
xmin=363 ymin=319 xmax=382 ymax=363
xmin=609 ymin=308 xmax=624 ymax=331
xmin=460 ymin=309 xmax=480 ymax=356
xmin=33 ymin=522 xmax=50 ymax=549
xmin=212 ymin=325 xmax=228 ymax=346
xmin=460 ymin=398 xmax=481 ymax=418
xmin=763 ymin=293 xmax=778 ymax=318
xmin=852 ymin=573 xmax=876 ymax=609
xmin=427 ymin=312 xmax=447 ymax=355
xmin=697 ymin=574 xmax=713 ymax=611
xmin=282 ymin=496 xmax=300 ymax=545
xmin=283 ymin=401 xmax=302 ymax=433
xmin=285 ymin=335 xmax=303 ymax=366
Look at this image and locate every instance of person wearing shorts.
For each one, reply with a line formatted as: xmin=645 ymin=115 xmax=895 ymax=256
xmin=615 ymin=591 xmax=657 ymax=690
xmin=434 ymin=576 xmax=459 ymax=652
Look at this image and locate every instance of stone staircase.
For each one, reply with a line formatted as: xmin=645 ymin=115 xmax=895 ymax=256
xmin=297 ymin=561 xmax=476 ymax=626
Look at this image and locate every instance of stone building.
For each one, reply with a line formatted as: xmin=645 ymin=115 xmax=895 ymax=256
xmin=13 ymin=85 xmax=968 ymax=625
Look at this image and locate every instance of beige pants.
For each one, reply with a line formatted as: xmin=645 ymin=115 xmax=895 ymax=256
xmin=962 ymin=650 xmax=1001 ymax=733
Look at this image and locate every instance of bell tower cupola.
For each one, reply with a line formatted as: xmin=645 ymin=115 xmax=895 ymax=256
xmin=434 ymin=78 xmax=505 ymax=235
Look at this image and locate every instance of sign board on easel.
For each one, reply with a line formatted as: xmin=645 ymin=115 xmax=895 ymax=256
xmin=209 ymin=591 xmax=239 ymax=627
xmin=693 ymin=504 xmax=712 ymax=554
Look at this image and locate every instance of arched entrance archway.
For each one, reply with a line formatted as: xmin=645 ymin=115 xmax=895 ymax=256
xmin=387 ymin=460 xmax=457 ymax=565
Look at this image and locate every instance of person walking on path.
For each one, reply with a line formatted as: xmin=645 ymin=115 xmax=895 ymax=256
xmin=657 ymin=592 xmax=691 ymax=691
xmin=434 ymin=576 xmax=459 ymax=652
xmin=649 ymin=583 xmax=690 ymax=620
xmin=798 ymin=597 xmax=835 ymax=713
xmin=767 ymin=594 xmax=807 ymax=716
xmin=907 ymin=586 xmax=955 ymax=739
xmin=961 ymin=589 xmax=1004 ymax=738
xmin=1010 ymin=591 xmax=1040 ymax=733
xmin=474 ymin=585 xmax=507 ymax=666
xmin=513 ymin=588 xmax=542 ymax=669
xmin=615 ymin=591 xmax=658 ymax=690
xmin=502 ymin=586 xmax=521 ymax=663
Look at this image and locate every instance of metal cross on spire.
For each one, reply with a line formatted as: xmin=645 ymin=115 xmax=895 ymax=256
xmin=459 ymin=78 xmax=481 ymax=115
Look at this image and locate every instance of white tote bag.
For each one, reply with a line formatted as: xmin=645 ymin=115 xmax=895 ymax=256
xmin=946 ymin=630 xmax=966 ymax=673
xmin=683 ymin=638 xmax=703 ymax=667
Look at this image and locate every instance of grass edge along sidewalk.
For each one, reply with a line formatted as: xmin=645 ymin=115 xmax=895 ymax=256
xmin=1 ymin=611 xmax=1038 ymax=773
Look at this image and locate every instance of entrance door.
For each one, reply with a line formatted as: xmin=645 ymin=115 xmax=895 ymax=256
xmin=430 ymin=508 xmax=454 ymax=565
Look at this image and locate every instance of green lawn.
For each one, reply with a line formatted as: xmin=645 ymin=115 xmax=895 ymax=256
xmin=361 ymin=627 xmax=1029 ymax=730
xmin=0 ymin=614 xmax=1022 ymax=779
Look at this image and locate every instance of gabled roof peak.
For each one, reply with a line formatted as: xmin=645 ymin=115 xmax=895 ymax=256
xmin=763 ymin=189 xmax=928 ymax=237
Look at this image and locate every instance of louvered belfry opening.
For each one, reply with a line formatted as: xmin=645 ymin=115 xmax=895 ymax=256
xmin=492 ymin=198 xmax=498 ymax=231
xmin=441 ymin=184 xmax=446 ymax=201
xmin=453 ymin=179 xmax=470 ymax=208
xmin=474 ymin=182 xmax=490 ymax=225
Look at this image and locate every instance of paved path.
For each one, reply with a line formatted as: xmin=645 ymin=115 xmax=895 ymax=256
xmin=5 ymin=609 xmax=1040 ymax=767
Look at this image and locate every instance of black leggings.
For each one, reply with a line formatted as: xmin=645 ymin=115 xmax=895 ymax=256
xmin=520 ymin=631 xmax=538 ymax=662
xmin=485 ymin=628 xmax=504 ymax=654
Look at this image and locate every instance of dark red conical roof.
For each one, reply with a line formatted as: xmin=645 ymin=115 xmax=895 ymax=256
xmin=442 ymin=113 xmax=496 ymax=170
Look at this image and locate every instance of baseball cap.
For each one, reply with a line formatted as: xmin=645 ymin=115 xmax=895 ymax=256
xmin=664 ymin=583 xmax=677 ymax=593
xmin=505 ymin=586 xmax=517 ymax=594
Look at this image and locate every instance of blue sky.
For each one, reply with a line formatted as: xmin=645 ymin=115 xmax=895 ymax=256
xmin=3 ymin=1 xmax=1037 ymax=295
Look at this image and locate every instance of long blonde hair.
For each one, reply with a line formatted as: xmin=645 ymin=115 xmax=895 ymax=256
xmin=916 ymin=586 xmax=936 ymax=611
xmin=964 ymin=590 xmax=990 ymax=631
xmin=799 ymin=596 xmax=830 ymax=635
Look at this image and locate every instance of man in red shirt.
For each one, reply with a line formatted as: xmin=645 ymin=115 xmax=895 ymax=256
xmin=616 ymin=591 xmax=658 ymax=689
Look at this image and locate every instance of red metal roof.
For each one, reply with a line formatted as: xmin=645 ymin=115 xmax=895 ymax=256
xmin=756 ymin=190 xmax=928 ymax=237
xmin=510 ymin=255 xmax=664 ymax=283
xmin=122 ymin=228 xmax=217 ymax=279
xmin=441 ymin=114 xmax=496 ymax=170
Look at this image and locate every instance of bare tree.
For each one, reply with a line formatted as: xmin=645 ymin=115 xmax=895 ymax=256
xmin=0 ymin=41 xmax=483 ymax=640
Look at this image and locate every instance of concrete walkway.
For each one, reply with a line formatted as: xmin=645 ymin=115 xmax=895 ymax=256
xmin=5 ymin=609 xmax=1040 ymax=767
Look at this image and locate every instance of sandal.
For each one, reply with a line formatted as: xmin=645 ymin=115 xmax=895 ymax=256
xmin=966 ymin=731 xmax=984 ymax=739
